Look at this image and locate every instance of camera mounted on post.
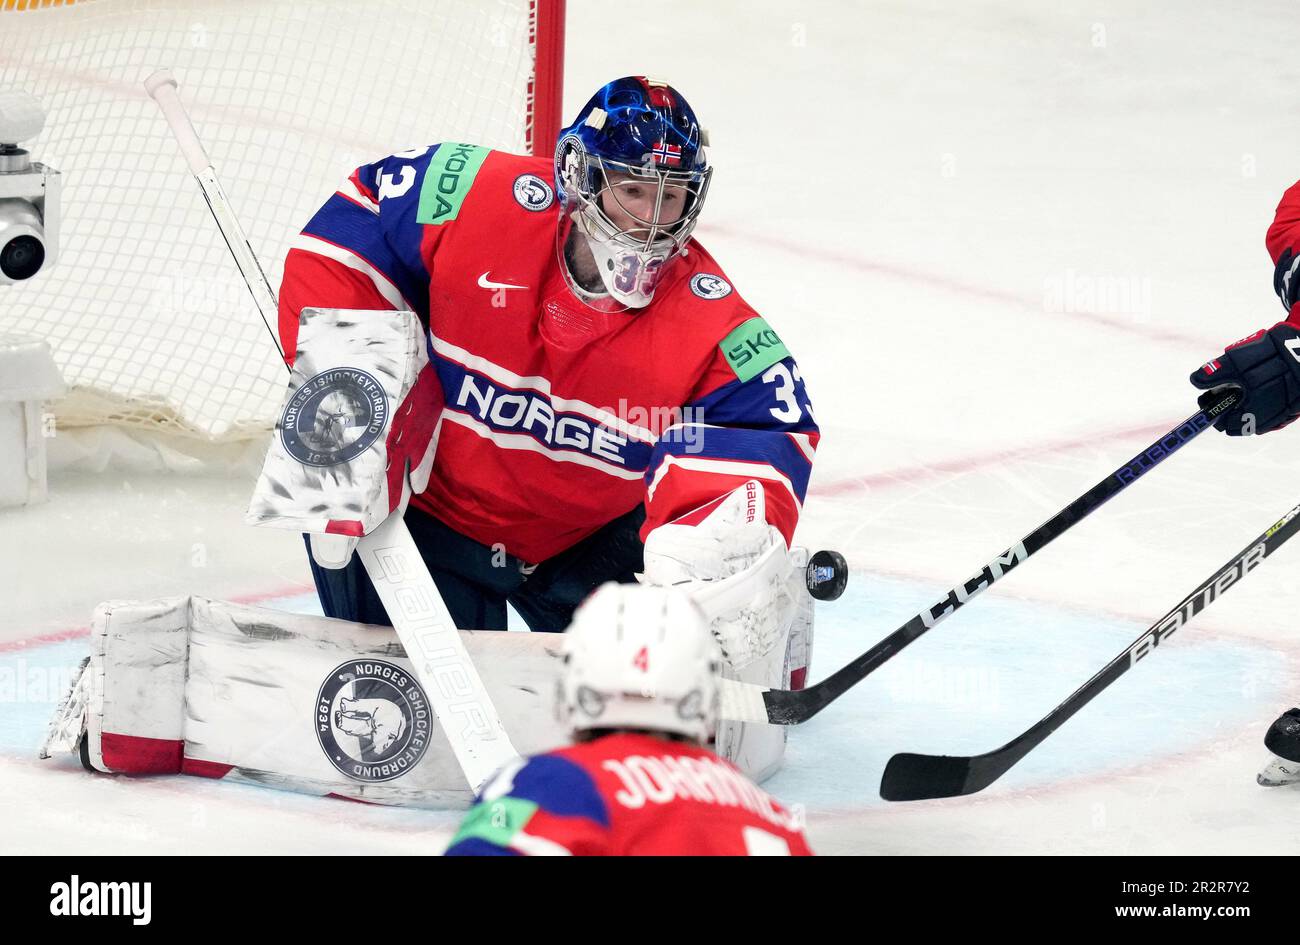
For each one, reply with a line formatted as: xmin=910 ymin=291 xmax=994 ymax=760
xmin=0 ymin=89 xmax=60 ymax=285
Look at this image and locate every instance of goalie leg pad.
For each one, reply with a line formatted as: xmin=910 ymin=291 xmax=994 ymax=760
xmin=714 ymin=548 xmax=816 ymax=780
xmin=785 ymin=548 xmax=815 ymax=691
xmin=68 ymin=597 xmax=568 ymax=806
xmin=50 ymin=592 xmax=792 ymax=804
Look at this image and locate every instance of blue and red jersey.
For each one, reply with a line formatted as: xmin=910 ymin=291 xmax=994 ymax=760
xmin=279 ymin=144 xmax=818 ymax=563
xmin=444 ymin=732 xmax=813 ymax=856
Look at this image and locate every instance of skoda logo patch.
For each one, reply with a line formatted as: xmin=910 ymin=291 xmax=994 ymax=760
xmin=513 ymin=173 xmax=555 ymax=211
xmin=690 ymin=273 xmax=732 ymax=300
xmin=316 ymin=660 xmax=431 ymax=783
xmin=280 ymin=368 xmax=389 ymax=467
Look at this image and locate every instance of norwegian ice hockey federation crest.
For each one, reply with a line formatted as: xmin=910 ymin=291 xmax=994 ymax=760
xmin=316 ymin=660 xmax=431 ymax=782
xmin=280 ymin=368 xmax=389 ymax=467
xmin=690 ymin=272 xmax=732 ymax=300
xmin=513 ymin=173 xmax=554 ymax=211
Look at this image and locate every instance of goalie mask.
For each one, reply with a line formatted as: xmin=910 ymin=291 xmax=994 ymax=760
xmin=554 ymin=76 xmax=711 ymax=312
xmin=556 ymin=583 xmax=722 ymax=744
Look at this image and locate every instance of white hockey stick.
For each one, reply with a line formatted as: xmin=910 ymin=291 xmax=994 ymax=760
xmin=144 ymin=69 xmax=516 ymax=791
xmin=354 ymin=511 xmax=519 ymax=786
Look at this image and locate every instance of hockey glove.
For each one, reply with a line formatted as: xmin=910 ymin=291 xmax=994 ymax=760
xmin=1189 ymin=320 xmax=1300 ymax=435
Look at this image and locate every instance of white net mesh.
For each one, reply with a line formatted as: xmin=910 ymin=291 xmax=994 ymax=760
xmin=0 ymin=0 xmax=542 ymax=441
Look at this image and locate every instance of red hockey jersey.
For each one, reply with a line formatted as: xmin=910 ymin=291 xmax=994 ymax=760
xmin=1266 ymin=178 xmax=1300 ymax=317
xmin=443 ymin=731 xmax=813 ymax=856
xmin=279 ymin=144 xmax=818 ymax=563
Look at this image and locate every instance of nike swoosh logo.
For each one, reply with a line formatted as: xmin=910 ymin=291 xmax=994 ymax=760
xmin=478 ymin=271 xmax=529 ymax=291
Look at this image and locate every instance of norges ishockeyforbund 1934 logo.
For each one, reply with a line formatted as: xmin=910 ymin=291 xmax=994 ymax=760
xmin=690 ymin=272 xmax=732 ymax=300
xmin=280 ymin=368 xmax=389 ymax=467
xmin=316 ymin=660 xmax=431 ymax=783
xmin=513 ymin=173 xmax=555 ymax=211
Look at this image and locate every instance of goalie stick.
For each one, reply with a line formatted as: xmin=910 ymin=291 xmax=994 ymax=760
xmin=718 ymin=388 xmax=1242 ymax=727
xmin=879 ymin=499 xmax=1300 ymax=802
xmin=144 ymin=70 xmax=517 ymax=792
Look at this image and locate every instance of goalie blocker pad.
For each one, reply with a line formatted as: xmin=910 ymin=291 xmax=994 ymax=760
xmin=74 ymin=597 xmax=793 ymax=807
xmin=246 ymin=307 xmax=439 ymax=552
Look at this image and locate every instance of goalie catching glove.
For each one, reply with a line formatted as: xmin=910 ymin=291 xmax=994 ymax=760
xmin=642 ymin=480 xmax=797 ymax=672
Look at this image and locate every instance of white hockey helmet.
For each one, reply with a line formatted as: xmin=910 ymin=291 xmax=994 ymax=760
xmin=557 ymin=582 xmax=722 ymax=744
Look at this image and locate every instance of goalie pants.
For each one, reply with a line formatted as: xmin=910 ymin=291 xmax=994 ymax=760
xmin=306 ymin=503 xmax=645 ymax=632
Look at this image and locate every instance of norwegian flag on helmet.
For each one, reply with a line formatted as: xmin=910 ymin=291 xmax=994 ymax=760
xmin=650 ymin=140 xmax=682 ymax=166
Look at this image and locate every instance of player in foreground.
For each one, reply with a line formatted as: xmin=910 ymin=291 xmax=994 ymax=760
xmin=1190 ymin=177 xmax=1300 ymax=787
xmin=279 ymin=76 xmax=818 ymax=636
xmin=443 ymin=582 xmax=813 ymax=855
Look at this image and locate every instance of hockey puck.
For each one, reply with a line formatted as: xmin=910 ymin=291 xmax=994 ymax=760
xmin=805 ymin=549 xmax=848 ymax=601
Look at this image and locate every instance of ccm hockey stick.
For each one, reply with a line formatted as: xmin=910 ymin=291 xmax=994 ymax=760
xmin=717 ymin=389 xmax=1243 ymax=727
xmin=879 ymin=499 xmax=1300 ymax=801
xmin=144 ymin=70 xmax=517 ymax=792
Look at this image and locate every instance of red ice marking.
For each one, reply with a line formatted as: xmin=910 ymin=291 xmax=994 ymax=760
xmin=1 ymin=583 xmax=314 ymax=654
xmin=696 ymin=223 xmax=1222 ymax=350
xmin=810 ymin=421 xmax=1170 ymax=498
xmin=0 ymin=625 xmax=91 ymax=653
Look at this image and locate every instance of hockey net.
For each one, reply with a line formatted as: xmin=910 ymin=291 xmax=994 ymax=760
xmin=0 ymin=0 xmax=564 ymax=454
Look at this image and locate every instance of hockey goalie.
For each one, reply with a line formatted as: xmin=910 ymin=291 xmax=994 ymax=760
xmin=276 ymin=75 xmax=820 ymax=643
xmin=39 ymin=76 xmax=830 ymax=807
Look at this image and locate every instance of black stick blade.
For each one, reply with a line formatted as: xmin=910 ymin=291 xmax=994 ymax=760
xmin=879 ymin=752 xmax=976 ymax=801
xmin=881 ymin=749 xmax=1019 ymax=801
xmin=763 ymin=685 xmax=820 ymax=725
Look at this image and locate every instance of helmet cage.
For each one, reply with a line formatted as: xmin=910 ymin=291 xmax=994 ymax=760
xmin=557 ymin=133 xmax=712 ymax=309
xmin=584 ymin=155 xmax=711 ymax=255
